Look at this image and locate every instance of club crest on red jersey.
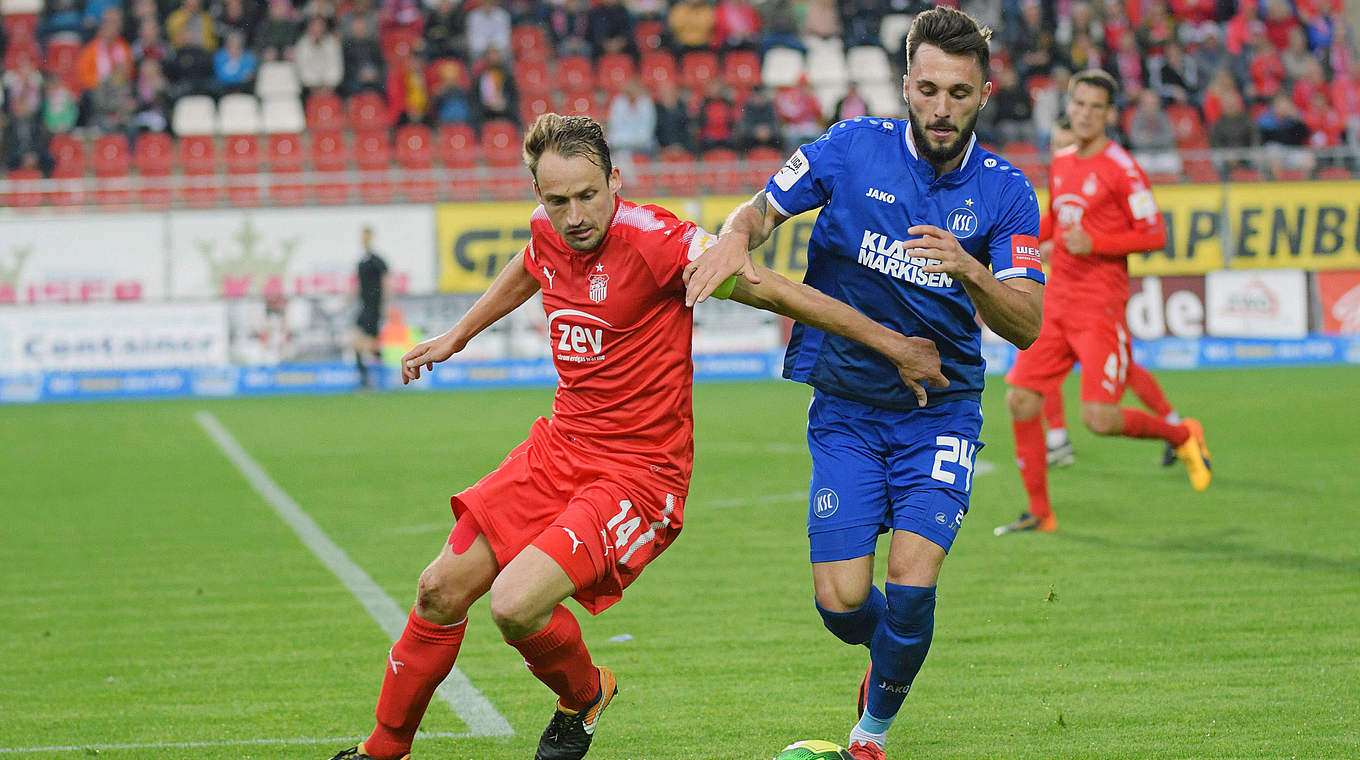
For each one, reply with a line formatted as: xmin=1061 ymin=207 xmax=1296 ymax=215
xmin=589 ymin=263 xmax=609 ymax=303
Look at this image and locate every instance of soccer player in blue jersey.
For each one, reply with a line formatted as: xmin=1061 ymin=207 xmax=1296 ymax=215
xmin=685 ymin=8 xmax=1044 ymax=759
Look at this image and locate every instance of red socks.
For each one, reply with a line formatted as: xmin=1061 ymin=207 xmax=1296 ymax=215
xmin=364 ymin=611 xmax=467 ymax=760
xmin=1042 ymin=389 xmax=1066 ymax=433
xmin=1120 ymin=409 xmax=1190 ymax=446
xmin=1126 ymin=364 xmax=1173 ymax=418
xmin=1012 ymin=415 xmax=1052 ymax=519
xmin=506 ymin=605 xmax=601 ymax=711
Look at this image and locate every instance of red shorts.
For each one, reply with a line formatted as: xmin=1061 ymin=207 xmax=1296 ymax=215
xmin=450 ymin=417 xmax=687 ymax=615
xmin=1006 ymin=304 xmax=1131 ymax=405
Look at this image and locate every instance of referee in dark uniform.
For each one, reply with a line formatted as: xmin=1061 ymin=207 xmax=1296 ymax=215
xmin=353 ymin=225 xmax=389 ymax=388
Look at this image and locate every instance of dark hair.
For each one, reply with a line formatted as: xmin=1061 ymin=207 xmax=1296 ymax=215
xmin=1068 ymin=68 xmax=1119 ymax=105
xmin=522 ymin=113 xmax=613 ymax=179
xmin=906 ymin=6 xmax=993 ymax=77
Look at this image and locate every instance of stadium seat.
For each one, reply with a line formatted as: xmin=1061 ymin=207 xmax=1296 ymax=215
xmin=1229 ymin=167 xmax=1264 ymax=182
xmin=520 ymin=93 xmax=557 ymax=128
xmin=805 ymin=40 xmax=849 ymax=88
xmin=562 ymin=91 xmax=605 ymax=121
xmin=305 ymin=93 xmax=345 ymax=131
xmin=481 ymin=120 xmax=521 ymax=166
xmin=761 ymin=48 xmax=805 ymax=89
xmin=47 ymin=164 xmax=86 ymax=207
xmin=217 ymin=93 xmax=262 ymax=134
xmin=2 ymin=12 xmax=39 ymax=41
xmin=634 ymin=19 xmax=666 ymax=51
xmin=172 ymin=95 xmax=218 ymax=136
xmin=597 ymin=54 xmax=636 ymax=95
xmin=658 ymin=146 xmax=698 ymax=197
xmin=625 ymin=151 xmax=655 ymax=197
xmin=813 ymin=83 xmax=847 ymax=120
xmin=744 ymin=146 xmax=784 ymax=187
xmin=516 ymin=58 xmax=551 ymax=97
xmin=255 ymin=61 xmax=301 ymax=99
xmin=861 ymin=83 xmax=904 ymax=116
xmin=261 ymin=96 xmax=306 ymax=133
xmin=92 ymin=134 xmax=132 ymax=206
xmin=43 ymin=35 xmax=81 ymax=84
xmin=1148 ymin=171 xmax=1181 ymax=185
xmin=353 ymin=129 xmax=394 ymax=203
xmin=267 ymin=133 xmax=306 ymax=205
xmin=3 ymin=39 xmax=39 ymax=71
xmin=379 ymin=26 xmax=423 ymax=63
xmin=310 ymin=130 xmax=348 ymax=171
xmin=1273 ymin=168 xmax=1310 ymax=182
xmin=847 ymin=46 xmax=893 ymax=86
xmin=1166 ymin=103 xmax=1206 ymax=147
xmin=223 ymin=135 xmax=261 ymax=204
xmin=1317 ymin=166 xmax=1353 ymax=180
xmin=511 ymin=25 xmax=547 ymax=60
xmin=880 ymin=14 xmax=913 ymax=53
xmin=394 ymin=124 xmax=437 ymax=202
xmin=3 ymin=168 xmax=44 ymax=208
xmin=722 ymin=50 xmax=762 ymax=92
xmin=680 ymin=50 xmax=719 ymax=92
xmin=700 ymin=148 xmax=742 ymax=194
xmin=347 ymin=92 xmax=391 ymax=130
xmin=639 ymin=51 xmax=678 ymax=94
xmin=557 ymin=56 xmax=595 ymax=96
xmin=436 ymin=123 xmax=478 ymax=169
xmin=1184 ymin=159 xmax=1220 ymax=183
xmin=180 ymin=135 xmax=220 ymax=207
xmin=133 ymin=133 xmax=174 ymax=208
xmin=48 ymin=134 xmax=86 ymax=174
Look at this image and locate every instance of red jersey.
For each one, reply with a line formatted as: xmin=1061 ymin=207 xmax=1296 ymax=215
xmin=521 ymin=197 xmax=710 ymax=495
xmin=1042 ymin=140 xmax=1167 ymax=312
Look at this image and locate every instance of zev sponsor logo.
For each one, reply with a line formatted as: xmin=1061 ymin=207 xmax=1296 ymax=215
xmin=547 ymin=308 xmax=612 ymax=364
xmin=857 ymin=230 xmax=954 ymax=288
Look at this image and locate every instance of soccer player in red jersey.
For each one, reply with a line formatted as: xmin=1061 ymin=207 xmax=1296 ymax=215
xmin=1037 ymin=120 xmax=1184 ymax=471
xmin=997 ymin=70 xmax=1213 ymax=536
xmin=326 ymin=114 xmax=946 ymax=760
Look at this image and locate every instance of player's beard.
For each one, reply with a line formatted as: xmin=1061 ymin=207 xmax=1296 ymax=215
xmin=908 ymin=103 xmax=979 ymax=167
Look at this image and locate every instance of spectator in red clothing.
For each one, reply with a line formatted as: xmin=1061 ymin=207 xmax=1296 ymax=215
xmin=1302 ymin=90 xmax=1345 ymax=148
xmin=1291 ymin=59 xmax=1328 ymax=111
xmin=773 ymin=75 xmax=823 ymax=150
xmin=1111 ymin=29 xmax=1145 ymax=97
xmin=1169 ymin=0 xmax=1219 ymax=39
xmin=131 ymin=18 xmax=169 ymax=63
xmin=1135 ymin=0 xmax=1175 ymax=55
xmin=1201 ymin=69 xmax=1239 ymax=126
xmin=695 ymin=78 xmax=736 ymax=150
xmin=1245 ymin=25 xmax=1286 ymax=104
xmin=1331 ymin=58 xmax=1360 ymax=144
xmin=833 ymin=82 xmax=869 ymax=122
xmin=387 ymin=48 xmax=431 ymax=126
xmin=76 ymin=8 xmax=134 ymax=93
xmin=1262 ymin=0 xmax=1301 ymax=51
xmin=713 ymin=0 xmax=761 ymax=52
xmin=380 ymin=0 xmax=424 ymax=36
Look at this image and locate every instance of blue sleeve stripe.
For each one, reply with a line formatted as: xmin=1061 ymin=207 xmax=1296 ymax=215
xmin=996 ymin=266 xmax=1045 ymax=282
xmin=765 ymin=191 xmax=793 ymax=219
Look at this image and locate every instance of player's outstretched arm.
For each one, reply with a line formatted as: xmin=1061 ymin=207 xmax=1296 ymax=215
xmin=401 ymin=250 xmax=541 ymax=385
xmin=683 ymin=190 xmax=788 ymax=306
xmin=910 ymin=224 xmax=1044 ymax=349
xmin=729 ymin=265 xmax=948 ymax=407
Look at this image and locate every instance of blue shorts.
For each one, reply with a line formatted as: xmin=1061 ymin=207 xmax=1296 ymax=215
xmin=806 ymin=390 xmax=984 ymax=562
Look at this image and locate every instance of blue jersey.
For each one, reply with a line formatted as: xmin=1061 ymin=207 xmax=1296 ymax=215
xmin=765 ymin=118 xmax=1045 ymax=410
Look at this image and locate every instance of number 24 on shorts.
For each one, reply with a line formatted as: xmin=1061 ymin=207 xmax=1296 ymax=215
xmin=931 ymin=436 xmax=977 ymax=490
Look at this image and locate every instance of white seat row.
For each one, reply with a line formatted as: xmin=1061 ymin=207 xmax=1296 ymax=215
xmin=171 ymin=94 xmax=305 ymax=135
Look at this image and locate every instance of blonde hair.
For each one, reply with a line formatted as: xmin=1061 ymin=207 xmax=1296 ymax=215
xmin=522 ymin=113 xmax=613 ymax=179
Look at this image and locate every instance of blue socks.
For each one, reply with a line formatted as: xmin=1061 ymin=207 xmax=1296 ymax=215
xmin=861 ymin=583 xmax=936 ymax=731
xmin=816 ymin=585 xmax=886 ymax=646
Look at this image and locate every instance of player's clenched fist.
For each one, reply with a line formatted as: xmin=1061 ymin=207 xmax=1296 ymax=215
xmin=909 ymin=225 xmax=987 ymax=283
xmin=401 ymin=332 xmax=465 ymax=384
xmin=885 ymin=334 xmax=950 ymax=407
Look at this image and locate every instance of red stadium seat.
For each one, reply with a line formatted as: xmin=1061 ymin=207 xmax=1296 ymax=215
xmin=1273 ymin=168 xmax=1309 ymax=182
xmin=1147 ymin=171 xmax=1181 ymax=185
xmin=625 ymin=152 xmax=655 ymax=197
xmin=557 ymin=56 xmax=595 ymax=96
xmin=1184 ymin=159 xmax=1220 ymax=184
xmin=680 ymin=51 xmax=719 ymax=92
xmin=512 ymin=25 xmax=547 ymax=60
xmin=3 ymin=39 xmax=40 ymax=71
xmin=1229 ymin=167 xmax=1264 ymax=182
xmin=700 ymin=148 xmax=741 ymax=194
xmin=436 ymin=123 xmax=479 ymax=169
xmin=133 ymin=133 xmax=174 ymax=208
xmin=4 ymin=167 xmax=44 ymax=208
xmin=306 ymin=92 xmax=345 ymax=131
xmin=266 ymin=134 xmax=306 ymax=205
xmin=561 ymin=91 xmax=605 ymax=121
xmin=347 ymin=92 xmax=390 ymax=131
xmin=1317 ymin=166 xmax=1354 ymax=180
xmin=658 ymin=146 xmax=698 ymax=197
xmin=634 ymin=20 xmax=666 ymax=51
xmin=722 ymin=50 xmax=761 ymax=92
xmin=394 ymin=125 xmax=437 ymax=202
xmin=3 ymin=13 xmax=39 ymax=41
xmin=481 ymin=120 xmax=521 ymax=166
xmin=520 ymin=93 xmax=557 ymax=127
xmin=597 ymin=54 xmax=636 ymax=95
xmin=639 ymin=51 xmax=678 ymax=95
xmin=179 ymin=136 xmax=220 ymax=207
xmin=44 ymin=35 xmax=80 ymax=81
xmin=47 ymin=164 xmax=87 ymax=207
xmin=516 ymin=58 xmax=551 ymax=97
xmin=224 ymin=135 xmax=261 ymax=205
xmin=744 ymin=146 xmax=783 ymax=187
xmin=92 ymin=134 xmax=132 ymax=206
xmin=1166 ymin=103 xmax=1207 ymax=148
xmin=379 ymin=26 xmax=423 ymax=63
xmin=49 ymin=134 xmax=85 ymax=174
xmin=310 ymin=130 xmax=348 ymax=171
xmin=355 ymin=130 xmax=394 ymax=203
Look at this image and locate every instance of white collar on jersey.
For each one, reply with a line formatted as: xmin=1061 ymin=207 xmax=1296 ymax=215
xmin=903 ymin=120 xmax=978 ymax=175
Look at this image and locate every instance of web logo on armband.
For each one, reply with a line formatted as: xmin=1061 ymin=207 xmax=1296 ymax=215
xmin=1011 ymin=235 xmax=1042 ymax=269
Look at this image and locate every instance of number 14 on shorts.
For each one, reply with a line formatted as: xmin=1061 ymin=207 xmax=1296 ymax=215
xmin=931 ymin=436 xmax=977 ymax=490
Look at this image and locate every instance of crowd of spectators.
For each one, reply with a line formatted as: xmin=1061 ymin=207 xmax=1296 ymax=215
xmin=1 ymin=0 xmax=1356 ymax=180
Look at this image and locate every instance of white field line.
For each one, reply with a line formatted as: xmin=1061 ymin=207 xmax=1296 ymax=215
xmin=0 ymin=731 xmax=473 ymax=754
xmin=193 ymin=411 xmax=513 ymax=738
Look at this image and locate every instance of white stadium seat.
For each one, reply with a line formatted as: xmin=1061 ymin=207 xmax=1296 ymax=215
xmin=761 ymin=47 xmax=806 ymax=89
xmin=217 ymin=93 xmax=262 ymax=134
xmin=261 ymin=96 xmax=306 ymax=133
xmin=862 ymin=83 xmax=906 ymax=117
xmin=255 ymin=61 xmax=301 ymax=99
xmin=881 ymin=13 xmax=914 ymax=53
xmin=3 ymin=0 xmax=44 ymax=14
xmin=847 ymin=46 xmax=894 ymax=86
xmin=814 ymin=83 xmax=847 ymax=121
xmin=806 ymin=43 xmax=849 ymax=88
xmin=171 ymin=95 xmax=217 ymax=136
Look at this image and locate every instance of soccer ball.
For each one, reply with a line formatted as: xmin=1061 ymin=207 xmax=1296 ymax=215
xmin=772 ymin=740 xmax=854 ymax=760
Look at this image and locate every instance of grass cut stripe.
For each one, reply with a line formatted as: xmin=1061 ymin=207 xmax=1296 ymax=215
xmin=193 ymin=411 xmax=514 ymax=738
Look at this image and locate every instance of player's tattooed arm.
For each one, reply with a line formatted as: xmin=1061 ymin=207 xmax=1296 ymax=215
xmin=402 ymin=250 xmax=540 ymax=384
xmin=908 ymin=224 xmax=1044 ymax=349
xmin=683 ymin=190 xmax=789 ymax=306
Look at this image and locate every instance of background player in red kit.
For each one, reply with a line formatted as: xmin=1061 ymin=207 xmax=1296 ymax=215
xmin=1036 ymin=120 xmax=1184 ymax=471
xmin=327 ymin=114 xmax=946 ymax=760
xmin=997 ymin=70 xmax=1213 ymax=536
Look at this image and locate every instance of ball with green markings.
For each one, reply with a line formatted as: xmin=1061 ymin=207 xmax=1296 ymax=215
xmin=772 ymin=740 xmax=854 ymax=760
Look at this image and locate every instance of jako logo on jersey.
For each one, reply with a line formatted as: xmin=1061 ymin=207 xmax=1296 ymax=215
xmin=548 ymin=308 xmax=612 ymax=363
xmin=813 ymin=488 xmax=839 ymax=518
xmin=857 ymin=230 xmax=955 ymax=288
xmin=947 ymin=207 xmax=979 ymax=238
xmin=866 ymin=187 xmax=896 ymax=204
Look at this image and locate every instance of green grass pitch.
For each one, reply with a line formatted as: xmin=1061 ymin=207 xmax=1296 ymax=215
xmin=2 ymin=366 xmax=1357 ymax=759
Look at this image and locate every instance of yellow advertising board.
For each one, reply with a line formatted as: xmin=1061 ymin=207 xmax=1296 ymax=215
xmin=1224 ymin=181 xmax=1360 ymax=271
